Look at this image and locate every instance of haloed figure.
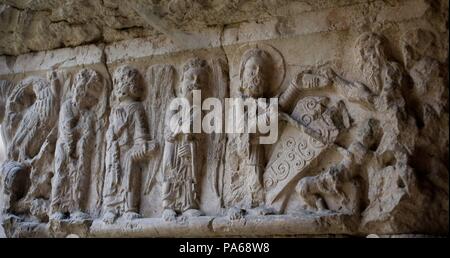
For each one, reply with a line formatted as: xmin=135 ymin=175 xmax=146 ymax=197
xmin=50 ymin=69 xmax=103 ymax=221
xmin=102 ymin=66 xmax=157 ymax=223
xmin=161 ymin=58 xmax=209 ymax=221
xmin=224 ymin=48 xmax=276 ymax=219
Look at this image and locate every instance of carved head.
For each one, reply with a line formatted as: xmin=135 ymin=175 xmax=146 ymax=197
xmin=239 ymin=48 xmax=271 ymax=98
xmin=401 ymin=29 xmax=437 ymax=69
xmin=180 ymin=58 xmax=209 ymax=99
xmin=113 ymin=65 xmax=144 ymax=102
xmin=73 ymin=69 xmax=102 ymax=109
xmin=354 ymin=32 xmax=388 ymax=94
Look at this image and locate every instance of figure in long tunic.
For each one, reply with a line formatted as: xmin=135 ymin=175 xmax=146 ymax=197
xmin=224 ymin=48 xmax=276 ymax=219
xmin=50 ymin=69 xmax=103 ymax=221
xmin=102 ymin=66 xmax=157 ymax=223
xmin=162 ymin=58 xmax=209 ymax=221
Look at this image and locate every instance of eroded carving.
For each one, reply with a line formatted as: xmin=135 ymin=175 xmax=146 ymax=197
xmin=161 ymin=58 xmax=209 ymax=221
xmin=0 ymin=21 xmax=447 ymax=237
xmin=102 ymin=66 xmax=157 ymax=224
xmin=296 ymin=119 xmax=380 ymax=214
xmin=50 ymin=69 xmax=107 ymax=223
xmin=223 ymin=48 xmax=278 ymax=219
xmin=1 ymin=74 xmax=60 ymax=222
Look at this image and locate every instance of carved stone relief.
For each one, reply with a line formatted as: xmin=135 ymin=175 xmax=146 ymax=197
xmin=223 ymin=47 xmax=280 ymax=219
xmin=50 ymin=69 xmax=107 ymax=223
xmin=102 ymin=66 xmax=157 ymax=224
xmin=2 ymin=75 xmax=60 ymax=221
xmin=0 ymin=12 xmax=447 ymax=237
xmin=161 ymin=58 xmax=209 ymax=221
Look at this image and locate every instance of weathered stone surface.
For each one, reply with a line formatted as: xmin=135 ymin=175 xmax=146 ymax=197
xmin=0 ymin=0 xmax=447 ymax=238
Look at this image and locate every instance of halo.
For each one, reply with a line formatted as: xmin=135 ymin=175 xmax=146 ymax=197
xmin=233 ymin=42 xmax=286 ymax=96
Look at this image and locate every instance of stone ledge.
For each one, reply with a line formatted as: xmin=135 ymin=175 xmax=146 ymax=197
xmin=0 ymin=44 xmax=105 ymax=75
xmin=89 ymin=213 xmax=356 ymax=238
xmin=0 ymin=0 xmax=431 ymax=74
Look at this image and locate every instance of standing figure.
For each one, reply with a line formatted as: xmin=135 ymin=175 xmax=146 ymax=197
xmin=102 ymin=66 xmax=157 ymax=223
xmin=50 ymin=69 xmax=103 ymax=222
xmin=161 ymin=58 xmax=209 ymax=221
xmin=224 ymin=48 xmax=275 ymax=219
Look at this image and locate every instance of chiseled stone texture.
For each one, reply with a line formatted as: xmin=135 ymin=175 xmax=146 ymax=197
xmin=0 ymin=0 xmax=448 ymax=237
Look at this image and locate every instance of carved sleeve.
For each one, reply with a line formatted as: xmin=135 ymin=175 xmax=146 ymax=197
xmin=132 ymin=103 xmax=151 ymax=144
xmin=58 ymin=101 xmax=76 ymax=146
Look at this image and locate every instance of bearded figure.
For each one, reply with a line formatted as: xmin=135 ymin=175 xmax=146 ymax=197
xmin=353 ymin=32 xmax=415 ymax=157
xmin=355 ymin=33 xmax=406 ymax=113
xmin=223 ymin=48 xmax=275 ymax=219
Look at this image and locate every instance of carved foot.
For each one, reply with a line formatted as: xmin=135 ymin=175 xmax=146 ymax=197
xmin=49 ymin=212 xmax=66 ymax=221
xmin=70 ymin=211 xmax=91 ymax=221
xmin=122 ymin=211 xmax=141 ymax=221
xmin=162 ymin=209 xmax=177 ymax=222
xmin=227 ymin=207 xmax=245 ymax=220
xmin=248 ymin=206 xmax=276 ymax=216
xmin=183 ymin=209 xmax=203 ymax=217
xmin=102 ymin=211 xmax=117 ymax=224
xmin=315 ymin=197 xmax=329 ymax=212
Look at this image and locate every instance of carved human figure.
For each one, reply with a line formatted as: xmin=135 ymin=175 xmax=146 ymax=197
xmin=161 ymin=58 xmax=208 ymax=221
xmin=357 ymin=33 xmax=417 ymax=157
xmin=50 ymin=69 xmax=104 ymax=222
xmin=329 ymin=33 xmax=414 ymax=158
xmin=102 ymin=66 xmax=157 ymax=223
xmin=224 ymin=48 xmax=275 ymax=219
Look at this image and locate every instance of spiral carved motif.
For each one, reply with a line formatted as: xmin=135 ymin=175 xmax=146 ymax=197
xmin=301 ymin=114 xmax=313 ymax=126
xmin=274 ymin=160 xmax=290 ymax=180
xmin=305 ymin=97 xmax=318 ymax=111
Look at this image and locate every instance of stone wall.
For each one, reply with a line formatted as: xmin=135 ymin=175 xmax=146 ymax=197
xmin=0 ymin=0 xmax=448 ymax=237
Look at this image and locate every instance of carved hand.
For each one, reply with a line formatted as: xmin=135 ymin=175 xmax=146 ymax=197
xmin=166 ymin=133 xmax=177 ymax=143
xmin=146 ymin=141 xmax=158 ymax=153
xmin=303 ymin=74 xmax=330 ymax=89
xmin=47 ymin=70 xmax=61 ymax=96
xmin=132 ymin=145 xmax=147 ymax=161
xmin=132 ymin=141 xmax=158 ymax=160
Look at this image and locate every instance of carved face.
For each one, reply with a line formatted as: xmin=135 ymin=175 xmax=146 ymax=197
xmin=180 ymin=67 xmax=208 ymax=99
xmin=241 ymin=55 xmax=266 ymax=97
xmin=113 ymin=66 xmax=142 ymax=102
xmin=73 ymin=80 xmax=101 ymax=109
